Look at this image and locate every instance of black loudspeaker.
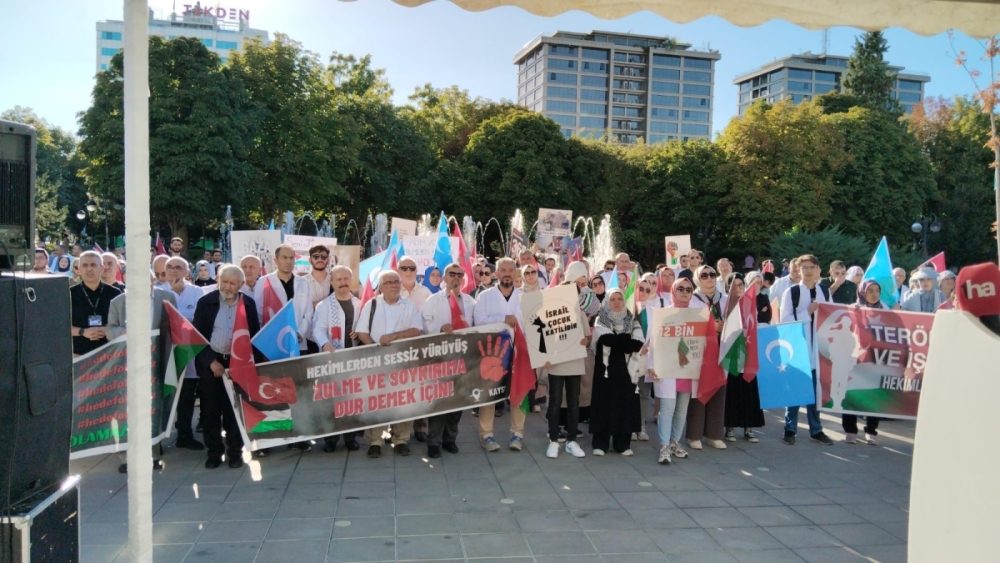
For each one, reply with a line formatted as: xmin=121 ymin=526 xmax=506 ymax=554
xmin=0 ymin=273 xmax=72 ymax=512
xmin=0 ymin=120 xmax=36 ymax=270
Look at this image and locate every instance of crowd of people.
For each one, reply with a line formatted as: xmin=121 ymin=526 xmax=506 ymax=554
xmin=50 ymin=236 xmax=989 ymax=472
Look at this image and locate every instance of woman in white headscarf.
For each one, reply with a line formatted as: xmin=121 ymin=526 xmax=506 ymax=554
xmin=589 ymin=288 xmax=644 ymax=455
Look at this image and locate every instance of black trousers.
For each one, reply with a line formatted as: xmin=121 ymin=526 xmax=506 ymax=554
xmin=199 ymin=356 xmax=243 ymax=460
xmin=175 ymin=377 xmax=199 ymax=439
xmin=592 ymin=430 xmax=632 ymax=453
xmin=426 ymin=411 xmax=462 ymax=447
xmin=547 ymin=375 xmax=581 ymax=442
xmin=842 ymin=415 xmax=880 ymax=436
xmin=323 ymin=432 xmax=359 ymax=447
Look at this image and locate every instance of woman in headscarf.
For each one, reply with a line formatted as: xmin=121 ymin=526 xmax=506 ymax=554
xmin=842 ymin=279 xmax=883 ymax=445
xmin=194 ymin=260 xmax=217 ymax=287
xmin=656 ymin=267 xmax=676 ymax=307
xmin=589 ymin=288 xmax=644 ymax=455
xmin=589 ymin=274 xmax=607 ymax=303
xmin=745 ymin=272 xmax=773 ymax=325
xmin=422 ymin=266 xmax=442 ymax=294
xmin=646 ymin=276 xmax=697 ymax=464
xmin=55 ymin=255 xmax=73 ymax=276
xmin=632 ymin=275 xmax=659 ymax=442
xmin=70 ymin=257 xmax=82 ymax=286
xmin=722 ymin=273 xmax=765 ymax=443
xmin=520 ymin=264 xmax=546 ymax=412
xmin=847 ymin=266 xmax=864 ymax=287
xmin=686 ymin=264 xmax=727 ymax=450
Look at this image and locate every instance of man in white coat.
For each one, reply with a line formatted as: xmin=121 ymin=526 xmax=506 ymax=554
xmin=312 ymin=265 xmax=362 ymax=453
xmin=421 ymin=263 xmax=476 ymax=458
xmin=472 ymin=258 xmax=527 ymax=452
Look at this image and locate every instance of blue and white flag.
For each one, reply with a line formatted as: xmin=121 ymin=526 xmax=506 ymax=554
xmin=251 ymin=301 xmax=299 ymax=361
xmin=433 ymin=212 xmax=452 ymax=273
xmin=863 ymin=236 xmax=898 ymax=308
xmin=756 ymin=321 xmax=815 ymax=409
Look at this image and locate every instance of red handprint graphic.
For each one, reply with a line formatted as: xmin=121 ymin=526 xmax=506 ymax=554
xmin=478 ymin=334 xmax=511 ymax=382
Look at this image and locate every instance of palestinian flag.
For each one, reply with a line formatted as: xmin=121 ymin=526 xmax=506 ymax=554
xmin=162 ymin=301 xmax=209 ymax=397
xmin=509 ymin=326 xmax=536 ymax=414
xmin=719 ymin=284 xmax=760 ymax=381
xmin=623 ymin=265 xmax=639 ymax=314
xmin=240 ymin=400 xmax=294 ymax=433
xmin=678 ymin=337 xmax=690 ymax=367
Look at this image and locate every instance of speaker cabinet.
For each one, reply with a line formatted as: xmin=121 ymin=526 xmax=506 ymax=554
xmin=0 ymin=274 xmax=72 ymax=512
xmin=0 ymin=120 xmax=36 ymax=269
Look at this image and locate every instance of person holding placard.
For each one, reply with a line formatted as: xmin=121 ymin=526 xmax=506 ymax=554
xmin=520 ymin=264 xmax=547 ymax=413
xmin=687 ymin=264 xmax=728 ymax=450
xmin=590 ymin=289 xmax=644 ymax=456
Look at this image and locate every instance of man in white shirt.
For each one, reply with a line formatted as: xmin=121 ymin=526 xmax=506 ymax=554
xmin=152 ymin=255 xmax=170 ymax=290
xmin=253 ymin=244 xmax=313 ymax=354
xmin=312 ymin=265 xmax=362 ymax=453
xmin=472 ymin=258 xmax=526 ymax=452
xmin=305 ymin=244 xmax=333 ymax=308
xmin=778 ymin=254 xmax=833 ymax=447
xmin=397 ymin=255 xmax=431 ymax=311
xmin=893 ymin=267 xmax=911 ymax=304
xmin=716 ymin=258 xmax=733 ymax=294
xmin=239 ymin=255 xmax=262 ymax=298
xmin=355 ymin=270 xmax=423 ymax=458
xmin=601 ymin=252 xmax=632 ymax=287
xmin=421 ymin=263 xmax=476 ymax=458
xmin=165 ymin=256 xmax=207 ymax=451
xmin=770 ymin=257 xmax=802 ymax=317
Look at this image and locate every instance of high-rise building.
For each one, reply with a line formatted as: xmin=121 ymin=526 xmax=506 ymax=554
xmin=513 ymin=31 xmax=721 ymax=144
xmin=733 ymin=52 xmax=930 ymax=116
xmin=96 ymin=4 xmax=269 ymax=73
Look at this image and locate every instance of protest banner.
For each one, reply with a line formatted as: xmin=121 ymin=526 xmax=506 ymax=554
xmin=815 ymin=303 xmax=934 ymax=419
xmin=70 ymin=333 xmax=168 ymax=459
xmin=285 ymin=235 xmax=338 ymax=274
xmin=391 ymin=217 xmax=418 ymax=239
xmin=403 ymin=235 xmax=460 ymax=272
xmin=224 ymin=323 xmax=514 ymax=450
xmin=649 ymin=307 xmax=711 ymax=379
xmin=230 ymin=230 xmax=283 ymax=274
xmin=664 ymin=235 xmax=692 ymax=269
xmin=536 ymin=208 xmax=572 ymax=255
xmin=519 ymin=284 xmax=588 ymax=368
xmin=509 ymin=228 xmax=529 ymax=258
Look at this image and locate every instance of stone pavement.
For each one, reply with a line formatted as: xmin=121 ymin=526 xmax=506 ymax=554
xmin=75 ymin=408 xmax=912 ymax=563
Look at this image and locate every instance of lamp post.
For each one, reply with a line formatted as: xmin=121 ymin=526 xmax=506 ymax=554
xmin=911 ymin=214 xmax=941 ymax=258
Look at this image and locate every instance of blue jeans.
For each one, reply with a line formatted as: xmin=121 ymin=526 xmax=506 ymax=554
xmin=657 ymin=392 xmax=691 ymax=445
xmin=784 ymin=370 xmax=823 ymax=436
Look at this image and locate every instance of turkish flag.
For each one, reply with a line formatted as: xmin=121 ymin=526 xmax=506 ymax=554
xmin=228 ymin=296 xmax=262 ymax=401
xmin=258 ymin=376 xmax=298 ymax=405
xmin=697 ymin=321 xmax=726 ymax=404
xmin=509 ymin=325 xmax=536 ymax=411
xmin=453 ymin=223 xmax=477 ymax=294
xmin=741 ymin=284 xmax=760 ymax=382
xmin=449 ymin=292 xmax=468 ymax=330
xmin=360 ymin=276 xmax=375 ymax=310
xmin=261 ymin=277 xmax=284 ymax=325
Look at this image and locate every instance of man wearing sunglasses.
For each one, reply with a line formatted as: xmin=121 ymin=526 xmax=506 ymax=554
xmin=306 ymin=244 xmax=335 ymax=309
xmin=395 ymin=256 xmax=432 ymax=311
xmin=421 ymin=263 xmax=477 ymax=458
xmin=472 ymin=263 xmax=495 ymax=299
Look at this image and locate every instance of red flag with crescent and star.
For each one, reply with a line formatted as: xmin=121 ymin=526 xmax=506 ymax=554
xmin=229 ymin=296 xmax=297 ymax=406
xmin=261 ymin=277 xmax=284 ymax=326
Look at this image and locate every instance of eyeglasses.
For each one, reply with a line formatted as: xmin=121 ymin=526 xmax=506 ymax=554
xmin=311 ymin=254 xmax=329 ymax=260
xmin=700 ymin=272 xmax=718 ymax=279
xmin=398 ymin=266 xmax=416 ymax=272
xmin=524 ymin=270 xmax=537 ymax=276
xmin=604 ymin=266 xmax=614 ymax=272
xmin=166 ymin=265 xmax=186 ymax=270
xmin=639 ymin=287 xmax=651 ymax=294
xmin=479 ymin=272 xmax=493 ymax=277
xmin=447 ymin=272 xmax=465 ymax=278
xmin=676 ymin=286 xmax=694 ymax=294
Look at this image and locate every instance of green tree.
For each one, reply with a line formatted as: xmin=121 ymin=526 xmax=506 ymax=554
xmin=402 ymin=84 xmax=518 ymax=159
xmin=716 ymin=100 xmax=848 ymax=249
xmin=33 ymin=174 xmax=69 ymax=240
xmin=842 ymin=31 xmax=901 ymax=114
xmin=78 ymin=36 xmax=258 ymax=245
xmin=229 ymin=36 xmax=361 ymax=222
xmin=823 ymin=107 xmax=935 ymax=243
xmin=327 ymin=52 xmax=393 ymax=102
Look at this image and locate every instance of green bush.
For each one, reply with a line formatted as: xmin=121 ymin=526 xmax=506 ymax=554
xmin=768 ymin=226 xmax=924 ymax=272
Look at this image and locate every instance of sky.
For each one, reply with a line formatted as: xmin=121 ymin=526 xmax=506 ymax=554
xmin=1 ymin=0 xmax=994 ymax=137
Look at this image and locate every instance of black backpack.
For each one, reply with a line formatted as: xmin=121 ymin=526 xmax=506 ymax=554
xmin=790 ymin=284 xmax=830 ymax=321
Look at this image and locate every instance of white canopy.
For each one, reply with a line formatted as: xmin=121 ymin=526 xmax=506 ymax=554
xmin=392 ymin=0 xmax=1000 ymax=38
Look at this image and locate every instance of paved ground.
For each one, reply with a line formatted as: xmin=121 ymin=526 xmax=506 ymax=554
xmin=75 ymin=407 xmax=913 ymax=563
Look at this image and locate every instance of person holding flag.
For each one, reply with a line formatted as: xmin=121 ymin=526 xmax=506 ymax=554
xmin=421 ymin=263 xmax=477 ymax=458
xmin=687 ymin=264 xmax=728 ymax=451
xmin=312 ymin=265 xmax=363 ymax=453
xmin=254 ymin=245 xmax=312 ymax=352
xmin=720 ymin=273 xmax=765 ymax=444
xmin=192 ymin=265 xmax=262 ymax=469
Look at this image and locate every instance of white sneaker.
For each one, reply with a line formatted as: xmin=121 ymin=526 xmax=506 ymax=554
xmin=621 ymin=449 xmax=634 ymax=456
xmin=688 ymin=439 xmax=703 ymax=450
xmin=546 ymin=441 xmax=560 ymax=459
xmin=865 ymin=433 xmax=879 ymax=446
xmin=658 ymin=445 xmax=672 ymax=465
xmin=593 ymin=448 xmax=606 ymax=456
xmin=631 ymin=432 xmax=638 ymax=440
xmin=636 ymin=431 xmax=650 ymax=442
xmin=565 ymin=441 xmax=586 ymax=458
xmin=705 ymin=439 xmax=728 ymax=450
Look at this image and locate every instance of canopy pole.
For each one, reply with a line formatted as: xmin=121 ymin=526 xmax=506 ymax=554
xmin=123 ymin=0 xmax=153 ymax=561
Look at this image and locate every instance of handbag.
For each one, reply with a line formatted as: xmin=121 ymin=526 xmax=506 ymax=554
xmin=626 ymin=352 xmax=646 ymax=384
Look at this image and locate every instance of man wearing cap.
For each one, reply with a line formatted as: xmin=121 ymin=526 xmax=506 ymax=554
xmin=901 ymin=267 xmax=946 ymax=313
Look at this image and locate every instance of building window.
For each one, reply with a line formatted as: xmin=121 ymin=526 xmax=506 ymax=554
xmin=683 ymin=58 xmax=712 ymax=69
xmin=548 ymin=72 xmax=578 ymax=85
xmin=902 ymin=104 xmax=915 ymax=114
xmin=547 ymin=100 xmax=576 ymax=113
xmin=740 ymin=91 xmax=752 ymax=103
xmin=682 ymin=97 xmax=710 ymax=108
xmin=613 ymin=80 xmax=645 ymax=91
xmin=201 ymin=38 xmax=214 ymax=47
xmin=814 ymin=71 xmax=838 ymax=83
xmin=739 ymin=81 xmax=752 ymax=92
xmin=101 ymin=31 xmax=122 ymax=40
xmin=100 ymin=64 xmax=108 ymax=70
xmin=614 ymin=66 xmax=646 ymax=78
xmin=653 ymin=68 xmax=680 ymax=80
xmin=651 ymin=107 xmax=678 ymax=118
xmin=217 ymin=40 xmax=238 ymax=50
xmin=680 ymin=123 xmax=709 ymax=135
xmin=580 ymin=116 xmax=606 ymax=129
xmin=814 ymin=83 xmax=837 ymax=94
xmin=100 ymin=47 xmax=119 ymax=56
xmin=582 ymin=62 xmax=608 ymax=73
xmin=611 ymin=120 xmax=643 ymax=131
xmin=581 ymin=103 xmax=607 ymax=115
xmin=651 ymin=95 xmax=679 ymax=107
xmin=580 ymin=89 xmax=608 ymax=101
xmin=898 ymin=79 xmax=922 ymax=91
xmin=681 ymin=84 xmax=710 ymax=96
xmin=581 ymin=75 xmax=607 ymax=87
xmin=612 ymin=106 xmax=645 ymax=117
xmin=787 ymin=81 xmax=812 ymax=92
xmin=788 ymin=68 xmax=812 ymax=80
xmin=650 ymin=121 xmax=678 ymax=133
xmin=790 ymin=94 xmax=812 ymax=103
xmin=549 ymin=45 xmax=578 ymax=56
xmin=614 ymin=133 xmax=642 ymax=143
xmin=770 ymin=81 xmax=784 ymax=93
xmin=770 ymin=69 xmax=785 ymax=82
xmin=682 ymin=110 xmax=709 ymax=122
xmin=220 ymin=57 xmax=227 ymax=64
xmin=651 ymin=81 xmax=679 ymax=93
xmin=653 ymin=54 xmax=681 ymax=67
xmin=899 ymin=91 xmax=921 ymax=103
xmin=548 ymin=59 xmax=577 ymax=70
xmin=549 ymin=114 xmax=576 ymax=127
xmin=612 ymin=93 xmax=643 ymax=104
xmin=649 ymin=134 xmax=677 ymax=144
xmin=683 ymin=70 xmax=711 ymax=83
xmin=614 ymin=53 xmax=646 ymax=64
xmin=560 ymin=128 xmax=574 ymax=139
xmin=582 ymin=48 xmax=609 ymax=60
xmin=547 ymin=86 xmax=577 ymax=99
